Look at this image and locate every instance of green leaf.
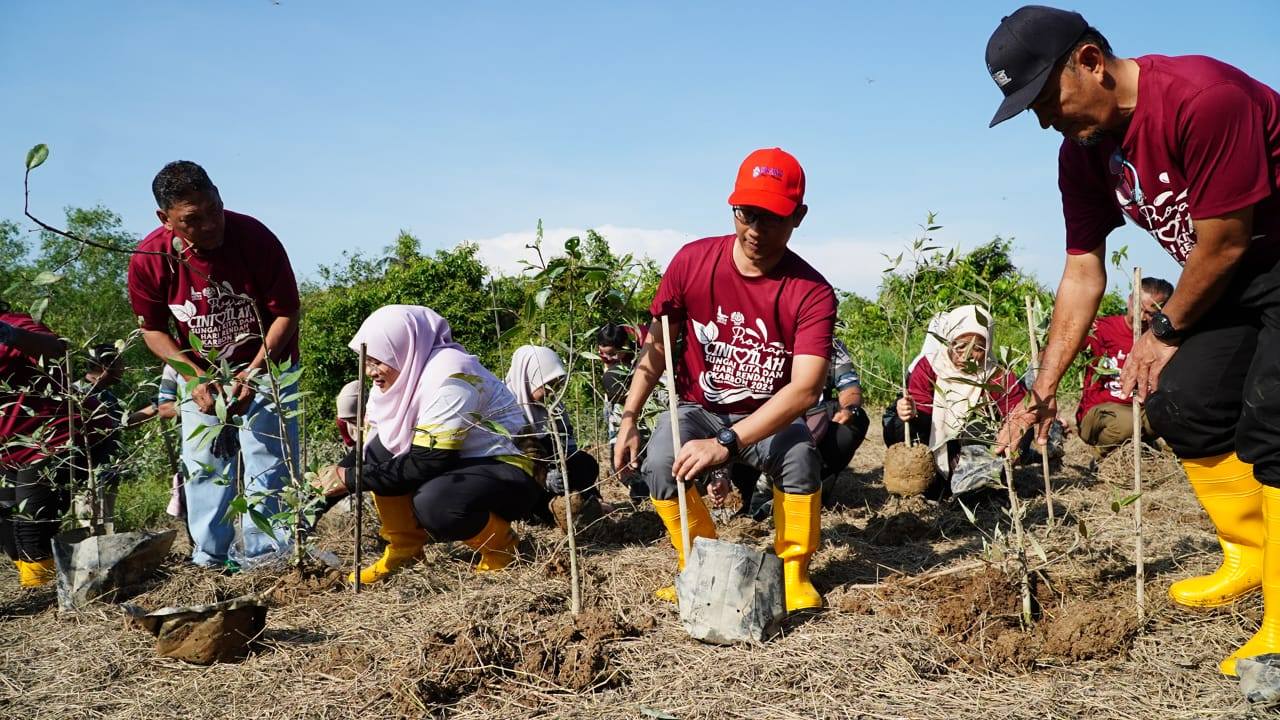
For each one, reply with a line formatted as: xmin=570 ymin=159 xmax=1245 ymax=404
xmin=29 ymin=297 xmax=48 ymax=322
xmin=215 ymin=393 xmax=227 ymax=422
xmin=25 ymin=144 xmax=49 ymax=171
xmin=248 ymin=508 xmax=276 ymax=538
xmin=534 ymin=287 xmax=551 ymax=309
xmin=188 ymin=332 xmax=205 ymax=354
xmin=165 ymin=357 xmax=198 ymax=379
xmin=31 ymin=271 xmax=62 ymax=286
xmin=1027 ymin=534 xmax=1049 ymax=563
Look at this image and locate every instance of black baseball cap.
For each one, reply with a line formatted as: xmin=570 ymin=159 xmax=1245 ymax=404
xmin=985 ymin=5 xmax=1089 ymax=127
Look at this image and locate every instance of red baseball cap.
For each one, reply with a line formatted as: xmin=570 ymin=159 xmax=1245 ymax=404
xmin=727 ymin=147 xmax=806 ymax=217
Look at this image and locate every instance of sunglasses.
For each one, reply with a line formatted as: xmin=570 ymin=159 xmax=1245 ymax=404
xmin=732 ymin=205 xmax=790 ymax=226
xmin=1109 ymin=148 xmax=1145 ymax=207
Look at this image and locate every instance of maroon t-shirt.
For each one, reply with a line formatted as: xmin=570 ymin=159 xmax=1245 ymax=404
xmin=127 ymin=210 xmax=300 ymax=368
xmin=1078 ymin=315 xmax=1134 ymax=422
xmin=1061 ymin=55 xmax=1280 ymax=266
xmin=906 ymin=356 xmax=1026 ymax=418
xmin=650 ymin=235 xmax=836 ymax=415
xmin=1 ymin=313 xmax=72 ymax=468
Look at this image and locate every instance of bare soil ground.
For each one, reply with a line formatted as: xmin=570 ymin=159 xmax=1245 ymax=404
xmin=0 ymin=418 xmax=1267 ymax=719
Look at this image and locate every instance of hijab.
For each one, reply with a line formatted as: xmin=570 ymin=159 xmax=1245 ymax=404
xmin=504 ymin=345 xmax=568 ymax=432
xmin=910 ymin=305 xmax=994 ymax=469
xmin=348 ymin=305 xmax=469 ymax=456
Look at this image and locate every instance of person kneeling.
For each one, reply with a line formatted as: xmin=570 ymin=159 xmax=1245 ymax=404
xmin=883 ymin=305 xmax=1032 ymax=498
xmin=314 ymin=305 xmax=540 ymax=583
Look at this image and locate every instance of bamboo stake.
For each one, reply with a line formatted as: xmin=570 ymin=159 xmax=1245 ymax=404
xmin=1003 ymin=452 xmax=1034 ymax=627
xmin=1025 ymin=296 xmax=1054 ymax=527
xmin=660 ymin=316 xmax=691 ymax=564
xmin=354 ymin=343 xmax=367 ymax=594
xmin=1131 ymin=267 xmax=1145 ymax=622
xmin=547 ymin=416 xmax=582 ymax=614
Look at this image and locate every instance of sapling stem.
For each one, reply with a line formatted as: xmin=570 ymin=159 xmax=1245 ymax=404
xmin=1025 ymin=296 xmax=1054 ymax=528
xmin=1131 ymin=267 xmax=1145 ymax=623
xmin=660 ymin=315 xmax=691 ymax=564
xmin=354 ymin=343 xmax=366 ymax=594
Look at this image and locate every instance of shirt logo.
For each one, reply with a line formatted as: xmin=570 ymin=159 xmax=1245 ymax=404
xmin=752 ymin=166 xmax=784 ymax=180
xmin=992 ymin=69 xmax=1012 ymax=87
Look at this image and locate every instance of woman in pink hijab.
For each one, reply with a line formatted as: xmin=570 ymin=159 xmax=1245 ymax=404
xmin=315 ymin=305 xmax=539 ymax=584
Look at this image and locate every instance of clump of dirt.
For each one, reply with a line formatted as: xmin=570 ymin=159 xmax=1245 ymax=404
xmin=411 ymin=607 xmax=641 ymax=705
xmin=1041 ymin=601 xmax=1139 ymax=661
xmin=264 ymin=565 xmax=347 ymax=606
xmin=863 ymin=511 xmax=938 ymax=545
xmin=925 ymin=567 xmax=1137 ymax=670
xmin=827 ymin=587 xmax=878 ymax=615
xmin=550 ymin=493 xmax=605 ymax=536
xmin=883 ymin=444 xmax=936 ymax=496
xmin=567 ymin=509 xmax=667 ymax=546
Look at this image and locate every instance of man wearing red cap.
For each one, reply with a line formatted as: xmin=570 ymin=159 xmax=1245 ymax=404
xmin=986 ymin=6 xmax=1280 ymax=675
xmin=614 ymin=148 xmax=837 ymax=612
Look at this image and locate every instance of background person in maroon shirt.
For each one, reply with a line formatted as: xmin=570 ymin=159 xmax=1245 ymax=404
xmin=986 ymin=6 xmax=1280 ymax=675
xmin=614 ymin=148 xmax=837 ymax=613
xmin=127 ymin=161 xmax=301 ymax=569
xmin=0 ymin=308 xmax=80 ymax=586
xmin=1076 ymin=277 xmax=1171 ymax=455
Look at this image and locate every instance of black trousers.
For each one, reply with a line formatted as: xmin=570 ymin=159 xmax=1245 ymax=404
xmin=0 ymin=462 xmax=70 ymax=562
xmin=409 ymin=458 xmax=543 ymax=541
xmin=1146 ymin=258 xmax=1280 ymax=486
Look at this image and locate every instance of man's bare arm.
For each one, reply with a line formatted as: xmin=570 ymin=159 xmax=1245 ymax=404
xmin=1031 ymin=245 xmax=1108 ymax=399
xmin=731 ymin=354 xmax=827 ymax=445
xmin=1159 ymin=207 xmax=1253 ymax=332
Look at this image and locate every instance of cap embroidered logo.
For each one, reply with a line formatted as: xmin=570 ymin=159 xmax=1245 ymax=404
xmin=992 ymin=69 xmax=1012 ymax=87
xmin=752 ymin=166 xmax=784 ymax=180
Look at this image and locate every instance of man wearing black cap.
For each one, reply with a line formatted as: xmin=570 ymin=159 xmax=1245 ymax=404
xmin=986 ymin=5 xmax=1280 ymax=676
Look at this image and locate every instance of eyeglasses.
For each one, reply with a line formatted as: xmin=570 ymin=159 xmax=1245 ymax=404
xmin=732 ymin=205 xmax=788 ymax=226
xmin=1109 ymin=148 xmax=1145 ymax=206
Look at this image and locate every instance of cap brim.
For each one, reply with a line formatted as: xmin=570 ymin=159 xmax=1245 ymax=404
xmin=727 ymin=189 xmax=798 ymax=217
xmin=988 ymin=63 xmax=1053 ymax=128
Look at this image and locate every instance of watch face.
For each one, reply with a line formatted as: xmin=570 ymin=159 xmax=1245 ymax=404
xmin=717 ymin=428 xmax=736 ymax=446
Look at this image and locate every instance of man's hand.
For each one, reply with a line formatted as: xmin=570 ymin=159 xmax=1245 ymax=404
xmin=671 ymin=438 xmax=730 ymax=483
xmin=229 ymin=374 xmax=255 ymax=417
xmin=312 ymin=465 xmax=349 ymax=497
xmin=896 ymin=397 xmax=916 ymax=422
xmin=1120 ymin=330 xmax=1179 ymax=402
xmin=191 ymin=380 xmax=220 ymax=415
xmin=832 ymin=408 xmax=852 ymax=425
xmin=613 ymin=420 xmax=642 ymax=478
xmin=706 ymin=470 xmax=732 ymax=507
xmin=996 ymin=391 xmax=1058 ymax=456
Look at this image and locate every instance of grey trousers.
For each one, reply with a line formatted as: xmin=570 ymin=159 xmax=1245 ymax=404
xmin=644 ymin=403 xmax=821 ymax=501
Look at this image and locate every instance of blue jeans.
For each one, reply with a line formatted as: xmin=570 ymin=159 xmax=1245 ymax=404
xmin=179 ymin=373 xmax=299 ymax=566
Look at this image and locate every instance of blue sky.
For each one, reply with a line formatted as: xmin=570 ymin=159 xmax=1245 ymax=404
xmin=2 ymin=1 xmax=1277 ymax=298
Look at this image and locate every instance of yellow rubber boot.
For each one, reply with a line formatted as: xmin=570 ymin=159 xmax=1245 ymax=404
xmin=651 ymin=487 xmax=717 ymax=603
xmin=16 ymin=557 xmax=56 ymax=588
xmin=774 ymin=487 xmax=823 ymax=612
xmin=349 ymin=493 xmax=429 ymax=585
xmin=1170 ymin=453 xmax=1264 ymax=608
xmin=1222 ymin=486 xmax=1280 ymax=676
xmin=461 ymin=513 xmax=519 ymax=572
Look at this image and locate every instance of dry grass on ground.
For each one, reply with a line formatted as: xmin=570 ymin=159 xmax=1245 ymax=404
xmin=0 ymin=421 xmax=1268 ymax=719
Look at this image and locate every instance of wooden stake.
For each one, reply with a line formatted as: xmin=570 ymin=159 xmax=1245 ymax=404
xmin=1131 ymin=267 xmax=1145 ymax=622
xmin=354 ymin=343 xmax=367 ymax=594
xmin=1025 ymin=296 xmax=1054 ymax=527
xmin=660 ymin=316 xmax=691 ymax=564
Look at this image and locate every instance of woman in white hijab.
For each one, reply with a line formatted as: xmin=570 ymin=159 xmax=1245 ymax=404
xmin=504 ymin=345 xmax=600 ymax=501
xmin=314 ymin=305 xmax=540 ymax=583
xmin=883 ymin=305 xmax=1027 ymax=491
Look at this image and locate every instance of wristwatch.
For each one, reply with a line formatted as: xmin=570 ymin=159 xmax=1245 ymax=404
xmin=716 ymin=427 xmax=740 ymax=457
xmin=1150 ymin=312 xmax=1179 ymax=342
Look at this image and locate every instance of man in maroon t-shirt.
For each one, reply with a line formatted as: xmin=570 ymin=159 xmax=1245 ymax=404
xmin=614 ymin=148 xmax=837 ymax=612
xmin=127 ymin=161 xmax=301 ymax=569
xmin=1077 ymin=278 xmax=1171 ymax=454
xmin=986 ymin=6 xmax=1280 ymax=674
